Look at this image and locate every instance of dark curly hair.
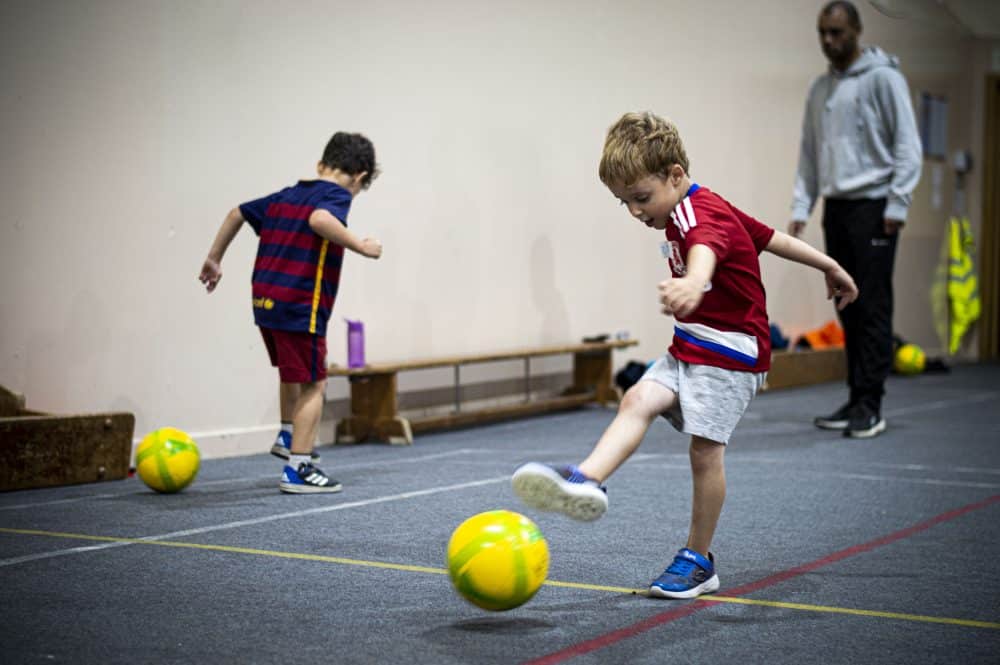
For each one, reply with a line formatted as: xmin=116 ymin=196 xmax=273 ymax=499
xmin=821 ymin=1 xmax=861 ymax=30
xmin=321 ymin=132 xmax=380 ymax=189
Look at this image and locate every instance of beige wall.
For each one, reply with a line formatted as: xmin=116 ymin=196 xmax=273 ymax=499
xmin=0 ymin=1 xmax=991 ymax=457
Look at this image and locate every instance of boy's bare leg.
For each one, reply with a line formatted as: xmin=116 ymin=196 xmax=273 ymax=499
xmin=289 ymin=379 xmax=325 ymax=454
xmin=279 ymin=382 xmax=301 ymax=422
xmin=685 ymin=435 xmax=726 ymax=557
xmin=577 ymin=380 xmax=678 ymax=483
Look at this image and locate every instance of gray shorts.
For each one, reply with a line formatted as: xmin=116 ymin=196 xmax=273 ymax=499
xmin=640 ymin=353 xmax=766 ymax=444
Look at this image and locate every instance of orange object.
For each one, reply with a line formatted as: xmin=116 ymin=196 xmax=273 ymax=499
xmin=800 ymin=320 xmax=845 ymax=350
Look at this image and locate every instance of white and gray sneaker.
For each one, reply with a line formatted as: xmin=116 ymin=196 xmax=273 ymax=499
xmin=511 ymin=462 xmax=607 ymax=522
xmin=844 ymin=405 xmax=887 ymax=439
xmin=813 ymin=402 xmax=853 ymax=430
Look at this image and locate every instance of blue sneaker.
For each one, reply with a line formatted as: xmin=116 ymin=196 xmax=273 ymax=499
xmin=649 ymin=548 xmax=720 ymax=599
xmin=511 ymin=462 xmax=608 ymax=521
xmin=269 ymin=430 xmax=321 ymax=462
xmin=279 ymin=463 xmax=342 ymax=494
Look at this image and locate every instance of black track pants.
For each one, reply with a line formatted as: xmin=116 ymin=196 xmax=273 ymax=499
xmin=822 ymin=198 xmax=898 ymax=413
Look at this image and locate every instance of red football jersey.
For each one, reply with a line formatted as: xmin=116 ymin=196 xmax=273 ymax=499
xmin=662 ymin=185 xmax=774 ymax=372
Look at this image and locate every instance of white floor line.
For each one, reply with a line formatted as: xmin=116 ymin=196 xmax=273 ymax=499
xmin=0 ymin=493 xmax=124 ymax=512
xmin=883 ymin=391 xmax=1000 ymax=418
xmin=629 ymin=453 xmax=667 ymax=462
xmin=0 ymin=475 xmax=510 ymax=568
xmin=737 ymin=422 xmax=813 ymax=435
xmin=0 ymin=448 xmax=488 ymax=511
xmin=196 ymin=448 xmax=489 ymax=488
xmin=733 ymin=456 xmax=1000 ymax=477
xmin=813 ymin=471 xmax=1000 ymax=489
xmin=650 ymin=462 xmax=1000 ymax=490
xmin=953 ymin=466 xmax=1000 ymax=476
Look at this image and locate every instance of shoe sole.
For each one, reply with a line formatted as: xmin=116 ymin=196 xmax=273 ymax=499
xmin=844 ymin=419 xmax=887 ymax=439
xmin=270 ymin=443 xmax=321 ymax=462
xmin=511 ymin=463 xmax=607 ymax=522
xmin=279 ymin=482 xmax=343 ymax=494
xmin=814 ymin=419 xmax=848 ymax=430
xmin=648 ymin=574 xmax=720 ymax=599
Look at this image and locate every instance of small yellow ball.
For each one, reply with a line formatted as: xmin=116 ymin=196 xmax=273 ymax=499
xmin=447 ymin=510 xmax=549 ymax=611
xmin=135 ymin=427 xmax=200 ymax=493
xmin=894 ymin=343 xmax=926 ymax=375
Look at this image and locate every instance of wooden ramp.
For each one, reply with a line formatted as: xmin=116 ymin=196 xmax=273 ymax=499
xmin=0 ymin=385 xmax=134 ymax=492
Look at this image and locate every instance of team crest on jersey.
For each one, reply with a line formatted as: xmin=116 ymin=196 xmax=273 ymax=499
xmin=659 ymin=240 xmax=712 ymax=292
xmin=660 ymin=240 xmax=687 ymax=276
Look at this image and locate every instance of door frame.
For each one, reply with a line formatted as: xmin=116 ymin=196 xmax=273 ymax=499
xmin=980 ymin=74 xmax=1000 ymax=360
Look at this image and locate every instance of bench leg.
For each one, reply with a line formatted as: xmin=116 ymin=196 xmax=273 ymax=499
xmin=567 ymin=349 xmax=619 ymax=404
xmin=377 ymin=417 xmax=413 ymax=445
xmin=334 ymin=373 xmax=413 ymax=445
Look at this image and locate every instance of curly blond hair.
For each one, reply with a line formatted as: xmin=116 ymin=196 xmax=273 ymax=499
xmin=598 ymin=112 xmax=690 ymax=187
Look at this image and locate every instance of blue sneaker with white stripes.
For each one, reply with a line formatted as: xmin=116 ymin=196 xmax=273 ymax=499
xmin=511 ymin=462 xmax=608 ymax=521
xmin=279 ymin=462 xmax=342 ymax=494
xmin=649 ymin=548 xmax=720 ymax=599
xmin=269 ymin=430 xmax=321 ymax=462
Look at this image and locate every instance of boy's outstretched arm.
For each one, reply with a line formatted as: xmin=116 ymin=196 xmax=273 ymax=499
xmin=199 ymin=207 xmax=246 ymax=293
xmin=309 ymin=209 xmax=383 ymax=259
xmin=659 ymin=244 xmax=717 ymax=318
xmin=765 ymin=230 xmax=858 ymax=310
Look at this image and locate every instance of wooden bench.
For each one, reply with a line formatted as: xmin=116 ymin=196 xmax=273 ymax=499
xmin=0 ymin=385 xmax=134 ymax=492
xmin=327 ymin=339 xmax=638 ymax=445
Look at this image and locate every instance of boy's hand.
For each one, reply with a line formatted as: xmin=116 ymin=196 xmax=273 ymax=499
xmin=360 ymin=238 xmax=383 ymax=259
xmin=658 ymin=276 xmax=704 ymax=318
xmin=824 ymin=265 xmax=858 ymax=311
xmin=199 ymin=258 xmax=222 ymax=292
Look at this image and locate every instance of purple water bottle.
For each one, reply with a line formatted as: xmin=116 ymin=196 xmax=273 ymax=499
xmin=346 ymin=319 xmax=365 ymax=368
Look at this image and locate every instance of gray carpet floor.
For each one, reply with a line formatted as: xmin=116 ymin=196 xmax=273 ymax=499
xmin=1 ymin=362 xmax=998 ymax=664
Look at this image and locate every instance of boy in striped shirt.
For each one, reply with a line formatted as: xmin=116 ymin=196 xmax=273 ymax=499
xmin=513 ymin=112 xmax=858 ymax=598
xmin=200 ymin=132 xmax=382 ymax=493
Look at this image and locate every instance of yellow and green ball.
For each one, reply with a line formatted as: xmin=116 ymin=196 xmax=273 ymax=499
xmin=135 ymin=427 xmax=200 ymax=493
xmin=894 ymin=343 xmax=926 ymax=375
xmin=447 ymin=510 xmax=549 ymax=611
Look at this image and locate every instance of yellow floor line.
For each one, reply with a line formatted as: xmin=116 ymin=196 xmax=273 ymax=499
xmin=3 ymin=527 xmax=998 ymax=630
xmin=701 ymin=595 xmax=1000 ymax=630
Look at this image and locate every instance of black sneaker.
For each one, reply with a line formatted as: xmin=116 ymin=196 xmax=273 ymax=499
xmin=844 ymin=405 xmax=886 ymax=439
xmin=511 ymin=462 xmax=608 ymax=521
xmin=814 ymin=402 xmax=853 ymax=430
xmin=279 ymin=462 xmax=342 ymax=494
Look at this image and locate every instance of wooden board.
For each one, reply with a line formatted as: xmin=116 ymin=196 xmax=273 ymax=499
xmin=409 ymin=393 xmax=596 ymax=434
xmin=0 ymin=386 xmax=25 ymax=418
xmin=0 ymin=413 xmax=135 ymax=492
xmin=764 ymin=349 xmax=847 ymax=391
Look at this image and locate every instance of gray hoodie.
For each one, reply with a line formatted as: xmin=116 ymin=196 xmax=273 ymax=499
xmin=791 ymin=46 xmax=923 ymax=223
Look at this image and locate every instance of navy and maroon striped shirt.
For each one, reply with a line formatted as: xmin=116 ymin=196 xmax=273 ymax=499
xmin=239 ymin=180 xmax=353 ymax=336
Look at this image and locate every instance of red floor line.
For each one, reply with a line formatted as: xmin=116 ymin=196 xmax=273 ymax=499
xmin=522 ymin=493 xmax=1000 ymax=665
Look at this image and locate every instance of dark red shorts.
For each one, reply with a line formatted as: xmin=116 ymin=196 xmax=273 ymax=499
xmin=259 ymin=327 xmax=327 ymax=384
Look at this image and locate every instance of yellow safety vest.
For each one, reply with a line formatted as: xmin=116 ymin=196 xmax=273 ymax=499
xmin=947 ymin=216 xmax=981 ymax=354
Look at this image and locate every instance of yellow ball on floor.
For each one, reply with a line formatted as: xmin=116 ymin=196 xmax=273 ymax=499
xmin=894 ymin=343 xmax=926 ymax=375
xmin=447 ymin=510 xmax=549 ymax=611
xmin=135 ymin=427 xmax=200 ymax=493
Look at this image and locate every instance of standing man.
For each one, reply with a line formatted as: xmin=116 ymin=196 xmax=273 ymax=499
xmin=790 ymin=1 xmax=923 ymax=438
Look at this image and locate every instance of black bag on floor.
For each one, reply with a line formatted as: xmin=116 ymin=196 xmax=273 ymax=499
xmin=615 ymin=360 xmax=648 ymax=392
